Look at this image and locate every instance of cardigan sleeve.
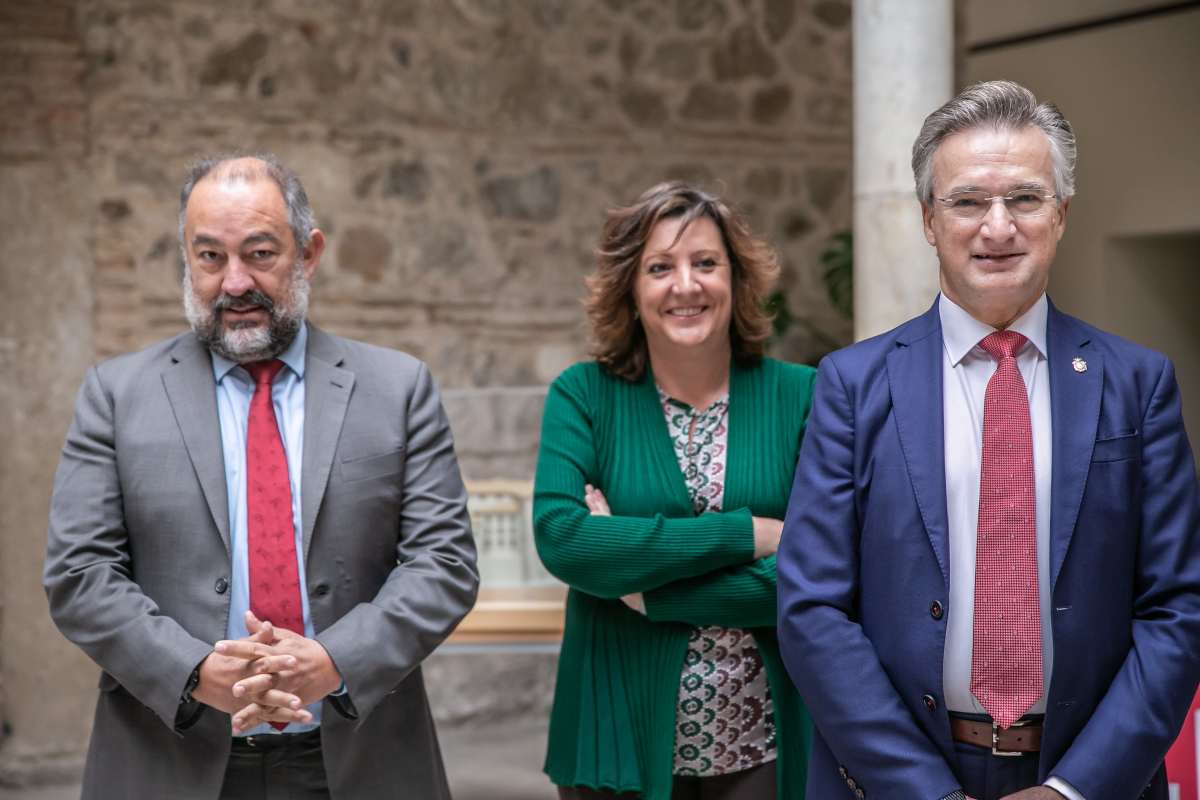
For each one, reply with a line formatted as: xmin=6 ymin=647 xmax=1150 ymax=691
xmin=640 ymin=556 xmax=778 ymax=628
xmin=533 ymin=366 xmax=755 ymax=599
xmin=639 ymin=361 xmax=816 ymax=628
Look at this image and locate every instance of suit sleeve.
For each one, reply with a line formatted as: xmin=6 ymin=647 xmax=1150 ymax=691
xmin=776 ymin=356 xmax=961 ymax=798
xmin=315 ymin=362 xmax=479 ymax=724
xmin=532 ymin=370 xmax=755 ymax=599
xmin=1048 ymin=357 xmax=1200 ymax=799
xmin=43 ymin=366 xmax=212 ymax=730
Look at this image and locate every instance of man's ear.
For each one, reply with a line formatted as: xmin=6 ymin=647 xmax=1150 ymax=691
xmin=301 ymin=229 xmax=325 ymax=280
xmin=1054 ymin=198 xmax=1070 ymax=242
xmin=920 ymin=202 xmax=937 ymax=246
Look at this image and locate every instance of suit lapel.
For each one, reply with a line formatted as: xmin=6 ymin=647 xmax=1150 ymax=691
xmin=887 ymin=301 xmax=951 ymax=587
xmin=301 ymin=326 xmax=355 ymax=558
xmin=161 ymin=335 xmax=231 ymax=553
xmin=1047 ymin=302 xmax=1102 ymax=589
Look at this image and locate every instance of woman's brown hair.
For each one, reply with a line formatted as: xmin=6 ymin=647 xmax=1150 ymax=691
xmin=585 ymin=181 xmax=781 ymax=381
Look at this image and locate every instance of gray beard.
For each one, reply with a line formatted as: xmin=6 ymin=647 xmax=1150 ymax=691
xmin=182 ymin=261 xmax=310 ymax=363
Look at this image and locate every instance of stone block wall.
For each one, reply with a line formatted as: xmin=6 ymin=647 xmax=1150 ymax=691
xmin=79 ymin=0 xmax=853 ymax=381
xmin=0 ymin=0 xmax=852 ymax=783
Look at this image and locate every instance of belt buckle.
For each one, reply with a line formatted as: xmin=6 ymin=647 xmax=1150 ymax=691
xmin=991 ymin=719 xmax=1024 ymax=757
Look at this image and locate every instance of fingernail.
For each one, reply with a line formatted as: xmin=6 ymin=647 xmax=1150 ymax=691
xmin=215 ymin=642 xmax=228 ymax=652
xmin=286 ymin=657 xmax=296 ymax=667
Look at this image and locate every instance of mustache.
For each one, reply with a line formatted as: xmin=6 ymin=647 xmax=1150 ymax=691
xmin=213 ymin=290 xmax=275 ymax=314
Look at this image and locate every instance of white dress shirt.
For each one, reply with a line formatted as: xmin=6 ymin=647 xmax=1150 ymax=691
xmin=938 ymin=294 xmax=1083 ymax=800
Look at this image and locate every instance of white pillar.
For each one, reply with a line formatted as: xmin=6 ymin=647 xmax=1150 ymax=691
xmin=853 ymin=0 xmax=954 ymax=341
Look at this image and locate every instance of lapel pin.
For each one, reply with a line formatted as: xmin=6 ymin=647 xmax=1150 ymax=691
xmin=1072 ymin=357 xmax=1088 ymax=373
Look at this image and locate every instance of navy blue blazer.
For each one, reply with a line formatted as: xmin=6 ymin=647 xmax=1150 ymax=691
xmin=778 ymin=298 xmax=1200 ymax=800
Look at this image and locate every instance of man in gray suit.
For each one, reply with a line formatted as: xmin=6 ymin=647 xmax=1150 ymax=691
xmin=44 ymin=154 xmax=479 ymax=799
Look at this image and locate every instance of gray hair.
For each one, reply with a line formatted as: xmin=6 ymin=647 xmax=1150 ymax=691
xmin=177 ymin=153 xmax=316 ymax=266
xmin=912 ymin=80 xmax=1077 ymax=203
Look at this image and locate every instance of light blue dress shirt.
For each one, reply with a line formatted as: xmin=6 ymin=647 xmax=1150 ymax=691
xmin=212 ymin=323 xmax=320 ymax=734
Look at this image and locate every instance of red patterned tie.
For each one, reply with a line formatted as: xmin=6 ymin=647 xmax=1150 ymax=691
xmin=970 ymin=331 xmax=1042 ymax=729
xmin=244 ymin=360 xmax=304 ymax=730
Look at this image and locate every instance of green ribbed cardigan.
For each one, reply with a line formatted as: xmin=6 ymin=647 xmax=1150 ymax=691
xmin=533 ymin=357 xmax=817 ymax=799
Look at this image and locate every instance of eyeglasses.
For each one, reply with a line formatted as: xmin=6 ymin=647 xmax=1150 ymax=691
xmin=933 ymin=189 xmax=1059 ymax=221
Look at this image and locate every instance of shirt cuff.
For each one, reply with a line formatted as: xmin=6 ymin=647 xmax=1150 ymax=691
xmin=1045 ymin=776 xmax=1085 ymax=800
xmin=941 ymin=792 xmax=966 ymax=800
xmin=330 ymin=679 xmax=348 ymax=697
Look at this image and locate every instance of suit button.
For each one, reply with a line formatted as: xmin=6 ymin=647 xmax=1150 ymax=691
xmin=930 ymin=600 xmax=944 ymax=620
xmin=313 ymin=583 xmax=330 ymax=597
xmin=214 ymin=577 xmax=229 ymax=595
xmin=839 ymin=766 xmax=848 ymax=779
xmin=856 ymin=790 xmax=865 ymax=799
xmin=847 ymin=778 xmax=857 ymax=790
xmin=923 ymin=694 xmax=937 ymax=712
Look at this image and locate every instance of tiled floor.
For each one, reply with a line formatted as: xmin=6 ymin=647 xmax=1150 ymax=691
xmin=0 ymin=717 xmax=555 ymax=800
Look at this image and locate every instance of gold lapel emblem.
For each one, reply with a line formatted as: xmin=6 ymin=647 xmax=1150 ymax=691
xmin=1072 ymin=357 xmax=1088 ymax=373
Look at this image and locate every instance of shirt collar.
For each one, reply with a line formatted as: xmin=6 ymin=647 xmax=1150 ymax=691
xmin=939 ymin=292 xmax=1048 ymax=367
xmin=211 ymin=322 xmax=309 ymax=383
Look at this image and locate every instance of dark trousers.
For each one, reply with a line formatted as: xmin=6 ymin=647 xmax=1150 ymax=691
xmin=219 ymin=730 xmax=330 ymax=800
xmin=952 ymin=741 xmax=1040 ymax=800
xmin=954 ymin=742 xmax=1169 ymax=800
xmin=557 ymin=759 xmax=776 ymax=800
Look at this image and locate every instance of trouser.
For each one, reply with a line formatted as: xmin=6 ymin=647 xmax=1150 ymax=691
xmin=219 ymin=729 xmax=330 ymax=800
xmin=952 ymin=741 xmax=1040 ymax=800
xmin=953 ymin=742 xmax=1169 ymax=800
xmin=557 ymin=759 xmax=776 ymax=800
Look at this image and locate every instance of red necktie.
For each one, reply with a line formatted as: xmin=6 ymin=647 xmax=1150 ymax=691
xmin=970 ymin=331 xmax=1042 ymax=729
xmin=244 ymin=360 xmax=304 ymax=729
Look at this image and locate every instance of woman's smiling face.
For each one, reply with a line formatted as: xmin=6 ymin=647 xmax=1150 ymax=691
xmin=633 ymin=214 xmax=734 ymax=358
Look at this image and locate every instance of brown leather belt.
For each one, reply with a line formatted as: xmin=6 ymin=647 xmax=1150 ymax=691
xmin=950 ymin=715 xmax=1042 ymax=756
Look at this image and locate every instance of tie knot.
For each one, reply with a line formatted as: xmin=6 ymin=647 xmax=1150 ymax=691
xmin=244 ymin=359 xmax=285 ymax=387
xmin=978 ymin=330 xmax=1027 ymax=362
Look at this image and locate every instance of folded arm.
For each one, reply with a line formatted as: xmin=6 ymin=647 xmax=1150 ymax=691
xmin=532 ymin=373 xmax=754 ymax=598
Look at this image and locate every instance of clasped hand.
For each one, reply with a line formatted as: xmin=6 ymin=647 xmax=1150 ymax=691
xmin=198 ymin=610 xmax=343 ymax=733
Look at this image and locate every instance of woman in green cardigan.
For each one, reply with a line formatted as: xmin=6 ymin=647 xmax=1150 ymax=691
xmin=533 ymin=182 xmax=816 ymax=800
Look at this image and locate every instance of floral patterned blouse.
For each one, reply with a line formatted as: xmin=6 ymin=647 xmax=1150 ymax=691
xmin=658 ymin=387 xmax=777 ymax=777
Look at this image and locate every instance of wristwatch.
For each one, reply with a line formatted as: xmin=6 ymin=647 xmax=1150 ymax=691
xmin=180 ymin=666 xmax=201 ymax=704
xmin=174 ymin=665 xmax=205 ymax=731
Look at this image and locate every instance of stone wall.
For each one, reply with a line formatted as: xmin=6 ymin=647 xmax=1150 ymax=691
xmin=0 ymin=0 xmax=852 ymax=784
xmin=80 ymin=0 xmax=853 ymax=379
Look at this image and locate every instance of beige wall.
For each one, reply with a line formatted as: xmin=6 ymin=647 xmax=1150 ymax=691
xmin=965 ymin=5 xmax=1200 ymax=456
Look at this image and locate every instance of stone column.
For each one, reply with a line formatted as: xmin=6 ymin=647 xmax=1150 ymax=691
xmin=853 ymin=0 xmax=955 ymax=340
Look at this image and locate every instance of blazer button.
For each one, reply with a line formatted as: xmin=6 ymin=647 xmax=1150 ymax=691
xmin=312 ymin=583 xmax=331 ymax=598
xmin=929 ymin=600 xmax=944 ymax=620
xmin=214 ymin=577 xmax=229 ymax=595
xmin=856 ymin=789 xmax=865 ymax=799
xmin=839 ymin=766 xmax=848 ymax=779
xmin=923 ymin=693 xmax=937 ymax=712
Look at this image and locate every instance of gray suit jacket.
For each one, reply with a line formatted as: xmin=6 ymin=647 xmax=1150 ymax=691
xmin=44 ymin=326 xmax=479 ymax=799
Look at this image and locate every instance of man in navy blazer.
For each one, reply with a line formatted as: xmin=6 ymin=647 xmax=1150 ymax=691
xmin=778 ymin=81 xmax=1200 ymax=800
